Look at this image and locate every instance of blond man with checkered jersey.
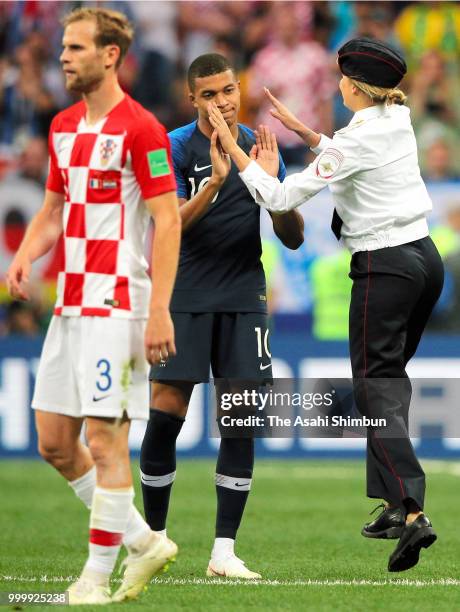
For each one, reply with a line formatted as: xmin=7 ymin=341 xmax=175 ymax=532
xmin=6 ymin=8 xmax=181 ymax=605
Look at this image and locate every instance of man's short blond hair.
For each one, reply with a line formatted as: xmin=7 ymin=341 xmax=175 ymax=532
xmin=62 ymin=8 xmax=134 ymax=68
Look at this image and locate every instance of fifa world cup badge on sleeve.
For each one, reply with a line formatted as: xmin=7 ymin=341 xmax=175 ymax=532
xmin=147 ymin=149 xmax=172 ymax=178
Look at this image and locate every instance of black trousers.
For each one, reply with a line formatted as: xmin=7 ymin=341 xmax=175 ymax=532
xmin=349 ymin=237 xmax=444 ymax=511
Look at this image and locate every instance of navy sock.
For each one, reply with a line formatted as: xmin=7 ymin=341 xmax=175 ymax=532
xmin=215 ymin=437 xmax=254 ymax=539
xmin=140 ymin=408 xmax=184 ymax=531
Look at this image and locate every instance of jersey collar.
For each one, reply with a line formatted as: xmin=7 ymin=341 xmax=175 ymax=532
xmin=79 ymin=95 xmax=128 ymax=133
xmin=350 ymin=103 xmax=388 ymax=125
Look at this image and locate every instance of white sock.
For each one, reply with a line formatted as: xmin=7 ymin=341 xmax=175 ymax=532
xmin=69 ymin=466 xmax=96 ymax=508
xmin=84 ymin=486 xmax=134 ymax=583
xmin=69 ymin=467 xmax=151 ymax=551
xmin=156 ymin=529 xmax=167 ymax=537
xmin=211 ymin=537 xmax=235 ymax=561
xmin=123 ymin=506 xmax=152 ymax=549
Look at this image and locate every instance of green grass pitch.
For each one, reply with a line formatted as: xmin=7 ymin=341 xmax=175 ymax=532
xmin=1 ymin=459 xmax=459 ymax=611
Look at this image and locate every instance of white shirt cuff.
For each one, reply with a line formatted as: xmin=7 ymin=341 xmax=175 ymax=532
xmin=239 ymin=159 xmax=269 ymax=182
xmin=311 ymin=134 xmax=333 ymax=155
xmin=239 ymin=160 xmax=281 ymax=209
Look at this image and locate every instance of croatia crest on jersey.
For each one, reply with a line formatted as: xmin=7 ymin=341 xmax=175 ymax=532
xmin=100 ymin=138 xmax=117 ymax=166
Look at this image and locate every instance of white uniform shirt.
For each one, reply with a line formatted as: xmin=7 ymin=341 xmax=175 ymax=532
xmin=240 ymin=104 xmax=431 ymax=253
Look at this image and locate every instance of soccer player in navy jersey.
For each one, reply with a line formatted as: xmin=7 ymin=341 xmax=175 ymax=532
xmin=140 ymin=53 xmax=304 ymax=579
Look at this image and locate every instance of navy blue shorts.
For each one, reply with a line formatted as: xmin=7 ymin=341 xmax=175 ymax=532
xmin=150 ymin=312 xmax=272 ymax=383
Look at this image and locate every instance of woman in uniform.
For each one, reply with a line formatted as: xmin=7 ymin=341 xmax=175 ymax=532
xmin=208 ymin=37 xmax=444 ymax=573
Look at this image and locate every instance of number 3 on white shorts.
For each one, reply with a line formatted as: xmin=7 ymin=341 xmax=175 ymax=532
xmin=96 ymin=358 xmax=112 ymax=392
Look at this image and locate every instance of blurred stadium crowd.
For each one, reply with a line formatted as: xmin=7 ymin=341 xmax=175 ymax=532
xmin=1 ymin=1 xmax=460 ymax=338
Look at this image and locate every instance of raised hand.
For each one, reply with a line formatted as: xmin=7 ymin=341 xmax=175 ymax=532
xmin=264 ymin=87 xmax=305 ymax=133
xmin=254 ymin=125 xmax=279 ymax=177
xmin=264 ymin=87 xmax=320 ymax=148
xmin=210 ymin=130 xmax=231 ymax=183
xmin=207 ymin=102 xmax=237 ymax=154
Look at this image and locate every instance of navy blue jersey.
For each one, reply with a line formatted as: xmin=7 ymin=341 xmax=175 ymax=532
xmin=169 ymin=121 xmax=286 ymax=313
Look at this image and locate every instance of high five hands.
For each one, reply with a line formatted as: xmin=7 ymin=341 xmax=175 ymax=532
xmin=251 ymin=124 xmax=279 ymax=178
xmin=210 ymin=130 xmax=231 ymax=183
xmin=264 ymin=87 xmax=320 ymax=148
xmin=263 ymin=87 xmax=304 ymax=133
xmin=207 ymin=102 xmax=236 ymax=156
xmin=207 ymin=102 xmax=279 ymax=177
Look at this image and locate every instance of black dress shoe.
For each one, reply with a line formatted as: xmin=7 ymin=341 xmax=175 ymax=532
xmin=388 ymin=514 xmax=437 ymax=572
xmin=362 ymin=503 xmax=405 ymax=539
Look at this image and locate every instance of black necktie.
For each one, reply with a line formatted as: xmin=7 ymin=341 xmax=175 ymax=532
xmin=331 ymin=208 xmax=343 ymax=241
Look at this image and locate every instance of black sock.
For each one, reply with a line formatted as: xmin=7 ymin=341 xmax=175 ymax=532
xmin=215 ymin=437 xmax=254 ymax=539
xmin=140 ymin=408 xmax=184 ymax=531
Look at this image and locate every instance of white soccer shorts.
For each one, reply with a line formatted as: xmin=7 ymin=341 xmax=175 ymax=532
xmin=32 ymin=316 xmax=149 ymax=420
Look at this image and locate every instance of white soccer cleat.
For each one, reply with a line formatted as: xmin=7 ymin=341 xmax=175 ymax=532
xmin=67 ymin=578 xmax=111 ymax=605
xmin=206 ymin=555 xmax=262 ymax=579
xmin=112 ymin=533 xmax=178 ymax=602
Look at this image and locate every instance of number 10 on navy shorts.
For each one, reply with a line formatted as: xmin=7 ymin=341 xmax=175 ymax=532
xmin=150 ymin=312 xmax=272 ymax=383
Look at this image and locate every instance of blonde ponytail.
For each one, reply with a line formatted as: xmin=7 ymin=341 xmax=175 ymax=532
xmin=386 ymin=88 xmax=407 ymax=105
xmin=349 ymin=78 xmax=407 ymax=106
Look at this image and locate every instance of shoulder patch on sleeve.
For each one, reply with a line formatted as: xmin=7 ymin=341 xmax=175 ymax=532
xmin=147 ymin=148 xmax=171 ymax=178
xmin=335 ymin=119 xmax=365 ymax=135
xmin=316 ymin=148 xmax=344 ymax=179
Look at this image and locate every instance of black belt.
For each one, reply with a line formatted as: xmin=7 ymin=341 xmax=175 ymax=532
xmin=331 ymin=208 xmax=343 ymax=241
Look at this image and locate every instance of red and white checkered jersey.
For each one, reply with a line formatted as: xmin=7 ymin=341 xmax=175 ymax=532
xmin=46 ymin=94 xmax=176 ymax=319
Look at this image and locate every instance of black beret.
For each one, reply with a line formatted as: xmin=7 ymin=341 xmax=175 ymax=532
xmin=338 ymin=37 xmax=407 ymax=88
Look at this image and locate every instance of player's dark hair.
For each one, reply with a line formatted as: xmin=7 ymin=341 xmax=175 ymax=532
xmin=187 ymin=53 xmax=235 ymax=91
